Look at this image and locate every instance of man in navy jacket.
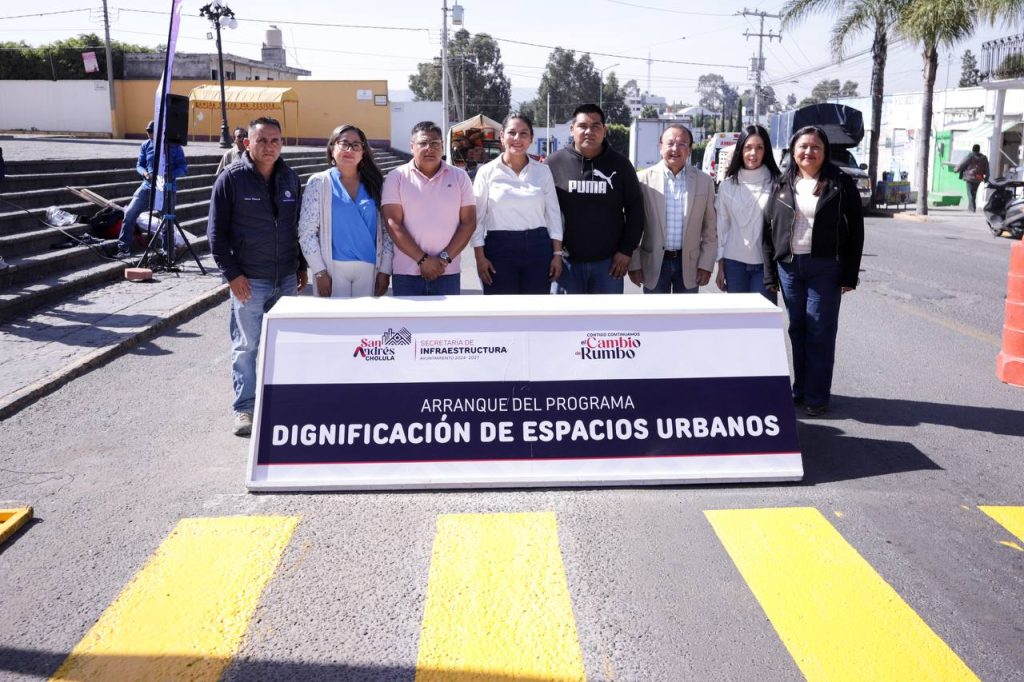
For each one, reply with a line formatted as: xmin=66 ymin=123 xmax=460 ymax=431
xmin=207 ymin=117 xmax=308 ymax=436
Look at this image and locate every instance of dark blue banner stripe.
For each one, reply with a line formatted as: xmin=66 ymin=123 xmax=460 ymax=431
xmin=256 ymin=376 xmax=799 ymax=465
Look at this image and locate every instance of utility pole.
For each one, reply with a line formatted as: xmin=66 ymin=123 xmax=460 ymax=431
xmin=741 ymin=9 xmax=781 ymax=124
xmin=441 ymin=0 xmax=449 ymax=146
xmin=102 ymin=0 xmax=117 ymax=137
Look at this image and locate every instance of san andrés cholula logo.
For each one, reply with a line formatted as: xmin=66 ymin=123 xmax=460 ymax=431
xmin=353 ymin=327 xmax=410 ymax=362
xmin=576 ymin=332 xmax=641 ymax=360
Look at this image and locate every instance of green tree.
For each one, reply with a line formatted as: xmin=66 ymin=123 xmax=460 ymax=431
xmin=810 ymin=78 xmax=842 ymax=101
xmin=741 ymin=85 xmax=778 ymax=114
xmin=409 ymin=29 xmax=511 ymax=123
xmin=840 ymin=80 xmax=860 ymax=96
xmin=527 ymin=48 xmax=602 ymax=124
xmin=697 ymin=73 xmax=726 ymax=114
xmin=605 ymin=123 xmax=630 ymax=156
xmin=786 ymin=92 xmax=798 ymax=108
xmin=640 ymin=104 xmax=660 ymax=118
xmin=0 ymin=33 xmax=155 ymax=80
xmin=601 ymin=71 xmax=631 ymax=126
xmin=960 ymin=48 xmax=982 ymax=84
xmin=897 ymin=0 xmax=1004 ymax=214
xmin=783 ymin=0 xmax=909 ymax=193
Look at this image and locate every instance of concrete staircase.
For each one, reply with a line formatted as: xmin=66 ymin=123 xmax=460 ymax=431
xmin=0 ymin=147 xmax=406 ymax=321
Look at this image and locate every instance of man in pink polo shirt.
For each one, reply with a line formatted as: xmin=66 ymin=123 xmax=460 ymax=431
xmin=382 ymin=121 xmax=476 ymax=296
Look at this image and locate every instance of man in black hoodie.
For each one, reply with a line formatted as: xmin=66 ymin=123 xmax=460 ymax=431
xmin=547 ymin=104 xmax=644 ymax=293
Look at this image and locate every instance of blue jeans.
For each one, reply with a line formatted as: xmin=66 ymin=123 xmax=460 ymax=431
xmin=392 ymin=273 xmax=461 ymax=296
xmin=230 ymin=274 xmax=297 ymax=413
xmin=483 ymin=228 xmax=552 ymax=295
xmin=723 ymin=258 xmax=777 ymax=304
xmin=118 ymin=183 xmax=151 ymax=251
xmin=558 ymin=257 xmax=623 ymax=294
xmin=776 ymin=255 xmax=842 ymax=408
xmin=644 ymin=254 xmax=697 ymax=294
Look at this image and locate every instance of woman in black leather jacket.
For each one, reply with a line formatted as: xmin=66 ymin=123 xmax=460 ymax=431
xmin=763 ymin=126 xmax=864 ymax=417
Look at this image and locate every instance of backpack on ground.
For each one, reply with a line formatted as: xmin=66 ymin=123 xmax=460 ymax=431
xmin=86 ymin=206 xmax=124 ymax=239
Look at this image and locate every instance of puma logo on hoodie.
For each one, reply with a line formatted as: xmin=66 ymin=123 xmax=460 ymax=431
xmin=568 ymin=169 xmax=617 ymax=193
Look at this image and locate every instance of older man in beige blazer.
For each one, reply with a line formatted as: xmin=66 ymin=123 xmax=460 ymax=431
xmin=628 ymin=124 xmax=718 ymax=293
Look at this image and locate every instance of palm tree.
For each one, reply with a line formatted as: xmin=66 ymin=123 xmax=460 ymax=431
xmin=782 ymin=0 xmax=909 ymax=196
xmin=898 ymin=0 xmax=980 ymax=214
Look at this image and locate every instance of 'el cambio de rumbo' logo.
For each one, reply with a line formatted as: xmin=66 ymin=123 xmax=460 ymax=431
xmin=575 ymin=332 xmax=641 ymax=360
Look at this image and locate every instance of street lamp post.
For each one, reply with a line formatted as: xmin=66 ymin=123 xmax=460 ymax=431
xmin=199 ymin=0 xmax=238 ymax=148
xmin=598 ymin=63 xmax=620 ymax=111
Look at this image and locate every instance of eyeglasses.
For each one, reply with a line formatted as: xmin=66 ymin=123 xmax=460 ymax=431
xmin=336 ymin=141 xmax=363 ymax=152
xmin=663 ymin=142 xmax=690 ymax=149
xmin=414 ymin=140 xmax=443 ymax=150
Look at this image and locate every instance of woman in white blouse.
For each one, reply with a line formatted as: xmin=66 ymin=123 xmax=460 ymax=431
xmin=715 ymin=124 xmax=780 ymax=302
xmin=472 ymin=113 xmax=563 ymax=294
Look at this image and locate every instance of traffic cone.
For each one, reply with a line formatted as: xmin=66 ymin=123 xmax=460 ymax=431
xmin=996 ymin=240 xmax=1024 ymax=387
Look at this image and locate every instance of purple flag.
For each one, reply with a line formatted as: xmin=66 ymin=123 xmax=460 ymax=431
xmin=152 ymin=0 xmax=184 ymax=210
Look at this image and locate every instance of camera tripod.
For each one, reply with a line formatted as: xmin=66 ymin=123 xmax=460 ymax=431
xmin=137 ymin=176 xmax=206 ymax=275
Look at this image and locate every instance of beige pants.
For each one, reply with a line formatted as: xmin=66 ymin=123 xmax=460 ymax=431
xmin=329 ymin=260 xmax=375 ymax=298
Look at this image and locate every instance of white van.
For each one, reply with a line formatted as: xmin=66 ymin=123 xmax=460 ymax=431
xmin=701 ymin=132 xmax=740 ymax=183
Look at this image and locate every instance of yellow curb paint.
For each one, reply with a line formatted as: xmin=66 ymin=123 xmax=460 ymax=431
xmin=997 ymin=541 xmax=1024 ymax=552
xmin=705 ymin=507 xmax=978 ymax=682
xmin=979 ymin=506 xmax=1024 ymax=544
xmin=0 ymin=507 xmax=33 ymax=545
xmin=51 ymin=516 xmax=298 ymax=681
xmin=415 ymin=512 xmax=586 ymax=682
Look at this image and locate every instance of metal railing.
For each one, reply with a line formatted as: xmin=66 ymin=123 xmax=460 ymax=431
xmin=982 ymin=34 xmax=1024 ymax=81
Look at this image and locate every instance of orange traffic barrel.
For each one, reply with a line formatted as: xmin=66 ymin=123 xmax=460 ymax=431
xmin=997 ymin=240 xmax=1024 ymax=387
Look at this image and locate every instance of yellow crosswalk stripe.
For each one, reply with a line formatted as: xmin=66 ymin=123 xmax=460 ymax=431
xmin=705 ymin=507 xmax=978 ymax=682
xmin=51 ymin=516 xmax=298 ymax=681
xmin=979 ymin=506 xmax=1024 ymax=544
xmin=415 ymin=512 xmax=586 ymax=682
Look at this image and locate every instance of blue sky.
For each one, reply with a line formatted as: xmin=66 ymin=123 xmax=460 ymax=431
xmin=2 ymin=1 xmax=1018 ymax=107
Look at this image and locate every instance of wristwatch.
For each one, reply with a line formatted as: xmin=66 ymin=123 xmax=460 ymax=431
xmin=438 ymin=250 xmax=453 ymax=264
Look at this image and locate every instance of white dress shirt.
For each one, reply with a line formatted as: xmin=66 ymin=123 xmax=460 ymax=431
xmin=663 ymin=166 xmax=686 ymax=250
xmin=471 ymin=156 xmax=564 ymax=247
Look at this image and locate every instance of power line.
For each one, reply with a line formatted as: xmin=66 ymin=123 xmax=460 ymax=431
xmin=114 ymin=7 xmax=429 ymax=33
xmin=0 ymin=9 xmax=92 ymax=20
xmin=488 ymin=35 xmax=745 ymax=70
xmin=604 ymin=0 xmax=736 ymax=17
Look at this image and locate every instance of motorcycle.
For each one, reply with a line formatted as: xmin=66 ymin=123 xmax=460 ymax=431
xmin=984 ymin=165 xmax=1024 ymax=239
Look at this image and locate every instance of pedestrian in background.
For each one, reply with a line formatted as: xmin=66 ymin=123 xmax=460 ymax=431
xmin=216 ymin=127 xmax=247 ymax=175
xmin=382 ymin=121 xmax=476 ymax=296
xmin=715 ymin=124 xmax=780 ymax=302
xmin=472 ymin=113 xmax=563 ymax=294
xmin=298 ymin=124 xmax=392 ymax=298
xmin=629 ymin=124 xmax=716 ymax=293
xmin=116 ymin=120 xmax=188 ymax=259
xmin=207 ymin=117 xmax=308 ymax=436
xmin=547 ymin=104 xmax=644 ymax=294
xmin=764 ymin=125 xmax=864 ymax=417
xmin=956 ymin=143 xmax=990 ymax=213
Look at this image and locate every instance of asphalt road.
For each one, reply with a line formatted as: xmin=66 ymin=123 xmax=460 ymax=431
xmin=1 ymin=213 xmax=1022 ymax=682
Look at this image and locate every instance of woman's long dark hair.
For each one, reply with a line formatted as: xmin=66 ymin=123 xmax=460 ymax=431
xmin=327 ymin=124 xmax=384 ymax=206
xmin=724 ymin=124 xmax=781 ymax=183
xmin=783 ymin=125 xmax=832 ymax=194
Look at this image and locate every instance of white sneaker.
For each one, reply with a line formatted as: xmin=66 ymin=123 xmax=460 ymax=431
xmin=232 ymin=411 xmax=253 ymax=436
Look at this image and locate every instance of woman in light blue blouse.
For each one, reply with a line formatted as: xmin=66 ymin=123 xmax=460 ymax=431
xmin=299 ymin=124 xmax=393 ymax=297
